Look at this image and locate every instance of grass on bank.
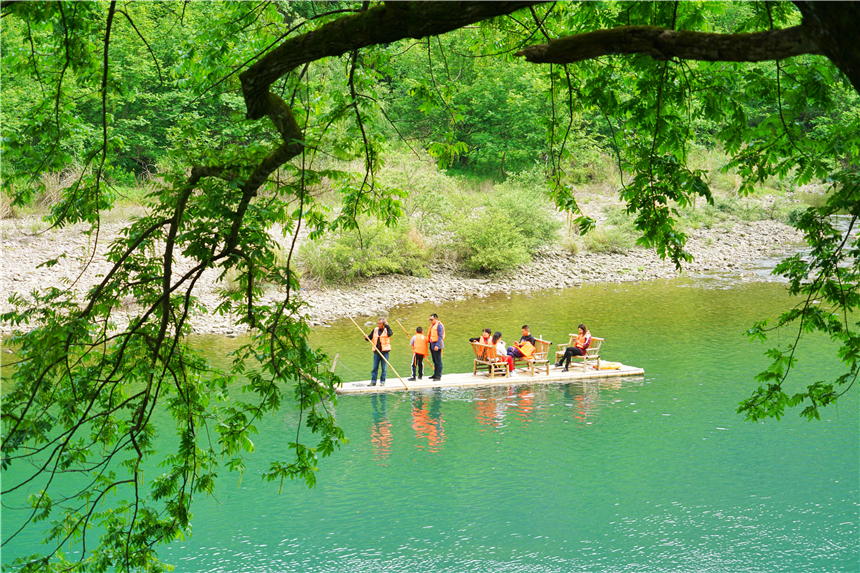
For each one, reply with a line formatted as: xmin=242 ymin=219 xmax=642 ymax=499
xmin=3 ymin=146 xmax=811 ymax=287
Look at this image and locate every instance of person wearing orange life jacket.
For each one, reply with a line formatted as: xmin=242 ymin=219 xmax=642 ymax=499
xmin=507 ymin=325 xmax=536 ymax=359
xmin=408 ymin=326 xmax=429 ymax=381
xmin=555 ymin=323 xmax=592 ymax=372
xmin=428 ymin=313 xmax=445 ymax=381
xmin=469 ymin=328 xmax=492 ymax=345
xmin=365 ymin=317 xmax=394 ymax=386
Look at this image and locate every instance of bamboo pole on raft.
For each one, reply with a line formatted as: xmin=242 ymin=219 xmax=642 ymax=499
xmin=349 ymin=316 xmax=408 ymax=390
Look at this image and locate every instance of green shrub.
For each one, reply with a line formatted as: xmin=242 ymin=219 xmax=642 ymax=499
xmin=449 ymin=170 xmax=562 ymax=272
xmin=454 ymin=206 xmax=530 ymax=272
xmin=562 ymin=134 xmax=606 ymax=184
xmin=679 ymin=194 xmax=790 ymax=231
xmin=492 ymin=174 xmax=562 ymax=248
xmin=299 ymin=221 xmax=429 ymax=285
xmin=378 ymin=148 xmax=459 ymax=235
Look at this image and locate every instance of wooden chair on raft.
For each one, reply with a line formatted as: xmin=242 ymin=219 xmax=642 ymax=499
xmin=511 ymin=338 xmax=551 ymax=376
xmin=556 ymin=335 xmax=604 ymax=372
xmin=471 ymin=342 xmax=510 ymax=379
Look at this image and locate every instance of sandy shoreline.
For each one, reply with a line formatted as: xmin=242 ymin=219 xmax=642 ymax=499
xmin=1 ymin=213 xmax=802 ymax=337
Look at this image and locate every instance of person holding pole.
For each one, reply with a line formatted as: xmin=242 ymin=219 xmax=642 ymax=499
xmin=428 ymin=313 xmax=445 ymax=382
xmin=366 ymin=317 xmax=393 ymax=386
xmin=408 ymin=326 xmax=429 ymax=381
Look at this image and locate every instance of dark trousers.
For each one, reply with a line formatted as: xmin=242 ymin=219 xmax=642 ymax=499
xmin=412 ymin=354 xmax=424 ymax=378
xmin=507 ymin=346 xmax=524 ymax=358
xmin=562 ymin=346 xmax=584 ymax=367
xmin=371 ymin=351 xmax=389 ymax=385
xmin=429 ymin=347 xmax=443 ymax=379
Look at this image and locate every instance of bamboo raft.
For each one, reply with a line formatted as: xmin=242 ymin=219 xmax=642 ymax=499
xmin=336 ymin=362 xmax=645 ymax=394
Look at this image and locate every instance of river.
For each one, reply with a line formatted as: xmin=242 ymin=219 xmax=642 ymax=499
xmin=2 ymin=277 xmax=858 ymax=572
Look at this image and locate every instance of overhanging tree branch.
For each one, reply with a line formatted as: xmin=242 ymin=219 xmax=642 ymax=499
xmin=240 ymin=1 xmax=545 ymax=120
xmin=515 ymin=24 xmax=822 ymax=65
xmin=515 ymin=2 xmax=860 ymax=94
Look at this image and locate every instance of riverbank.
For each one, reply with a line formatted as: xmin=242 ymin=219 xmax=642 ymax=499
xmin=0 ymin=205 xmax=802 ymax=337
xmin=299 ymin=217 xmax=801 ymax=327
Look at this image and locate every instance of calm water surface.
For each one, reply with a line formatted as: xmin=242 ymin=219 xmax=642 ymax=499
xmin=3 ymin=279 xmax=858 ymax=572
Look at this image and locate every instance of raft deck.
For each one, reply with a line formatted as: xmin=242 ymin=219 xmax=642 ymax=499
xmin=336 ymin=363 xmax=645 ymax=394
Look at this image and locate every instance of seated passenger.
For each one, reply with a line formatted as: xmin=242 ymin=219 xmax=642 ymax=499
xmin=469 ymin=328 xmax=493 ymax=345
xmin=555 ymin=323 xmax=592 ymax=372
xmin=493 ymin=331 xmax=515 ymax=372
xmin=507 ymin=325 xmax=536 ymax=359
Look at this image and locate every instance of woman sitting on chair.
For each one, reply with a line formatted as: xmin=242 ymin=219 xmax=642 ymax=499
xmin=555 ymin=324 xmax=591 ymax=372
xmin=469 ymin=328 xmax=492 ymax=345
xmin=493 ymin=332 xmax=515 ymax=373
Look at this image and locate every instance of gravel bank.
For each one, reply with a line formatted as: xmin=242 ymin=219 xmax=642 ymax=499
xmin=1 ymin=214 xmax=801 ymax=336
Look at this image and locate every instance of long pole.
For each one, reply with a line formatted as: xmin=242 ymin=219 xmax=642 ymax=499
xmin=349 ymin=317 xmax=408 ymax=390
xmin=394 ymin=318 xmax=411 ymax=338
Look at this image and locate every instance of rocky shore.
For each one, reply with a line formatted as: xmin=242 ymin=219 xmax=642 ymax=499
xmin=1 ymin=209 xmax=802 ymax=337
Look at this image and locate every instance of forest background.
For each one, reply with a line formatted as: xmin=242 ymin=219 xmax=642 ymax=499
xmin=1 ymin=2 xmax=859 ymax=572
xmin=4 ymin=2 xmax=856 ymax=277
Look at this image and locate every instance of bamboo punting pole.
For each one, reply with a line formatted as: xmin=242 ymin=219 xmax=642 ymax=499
xmin=394 ymin=319 xmax=411 ymax=338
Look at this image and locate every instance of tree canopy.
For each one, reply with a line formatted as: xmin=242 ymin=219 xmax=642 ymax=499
xmin=1 ymin=1 xmax=858 ymax=571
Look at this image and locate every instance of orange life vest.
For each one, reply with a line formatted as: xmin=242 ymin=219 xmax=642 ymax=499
xmin=413 ymin=334 xmax=429 ymax=356
xmin=372 ymin=327 xmax=391 ymax=352
xmin=518 ymin=340 xmax=536 ymax=358
xmin=429 ymin=321 xmax=445 ymax=344
xmin=575 ymin=331 xmax=591 ymax=351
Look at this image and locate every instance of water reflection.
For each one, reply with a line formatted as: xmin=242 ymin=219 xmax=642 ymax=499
xmin=563 ymin=381 xmax=613 ymax=425
xmin=513 ymin=387 xmax=534 ymax=425
xmin=473 ymin=388 xmax=509 ymax=430
xmin=369 ymin=394 xmax=392 ymax=462
xmin=411 ymin=390 xmax=446 ymax=452
xmin=469 ymin=379 xmax=638 ymax=434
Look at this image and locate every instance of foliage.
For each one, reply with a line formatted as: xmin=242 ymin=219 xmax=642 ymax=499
xmin=492 ymin=170 xmax=564 ymax=248
xmin=377 ymin=148 xmax=460 ymax=236
xmin=299 ymin=220 xmax=430 ymax=284
xmin=382 ymin=29 xmax=553 ymax=178
xmin=1 ymin=0 xmax=859 ymax=570
xmin=679 ymin=195 xmax=795 ymax=231
xmin=451 ymin=171 xmax=562 ymax=272
xmin=454 ymin=206 xmax=532 ymax=272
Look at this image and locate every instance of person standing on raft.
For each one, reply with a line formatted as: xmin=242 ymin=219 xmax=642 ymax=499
xmin=408 ymin=326 xmax=428 ymax=381
xmin=428 ymin=313 xmax=445 ymax=381
xmin=555 ymin=323 xmax=592 ymax=372
xmin=366 ymin=317 xmax=394 ymax=386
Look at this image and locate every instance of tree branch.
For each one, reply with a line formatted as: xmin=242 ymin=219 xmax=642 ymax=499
xmin=516 ymin=24 xmax=822 ymax=65
xmin=240 ymin=1 xmax=544 ymax=120
xmin=793 ymin=1 xmax=860 ymax=94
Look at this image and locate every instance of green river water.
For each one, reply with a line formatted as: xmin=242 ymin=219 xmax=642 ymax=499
xmin=2 ymin=278 xmax=858 ymax=572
